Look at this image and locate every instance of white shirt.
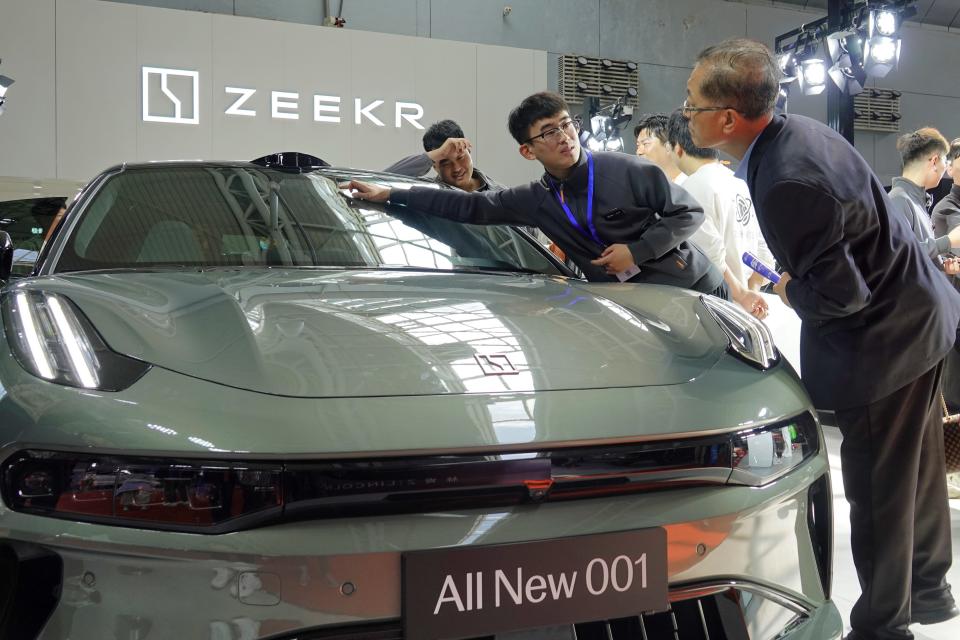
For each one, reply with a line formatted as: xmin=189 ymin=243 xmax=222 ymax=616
xmin=682 ymin=162 xmax=775 ymax=288
xmin=673 ymin=172 xmax=688 ymax=185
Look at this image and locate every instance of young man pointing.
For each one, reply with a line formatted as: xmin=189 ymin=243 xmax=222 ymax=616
xmin=346 ymin=92 xmax=725 ymax=296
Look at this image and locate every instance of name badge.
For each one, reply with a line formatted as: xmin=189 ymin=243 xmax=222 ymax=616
xmin=615 ymin=264 xmax=641 ymax=282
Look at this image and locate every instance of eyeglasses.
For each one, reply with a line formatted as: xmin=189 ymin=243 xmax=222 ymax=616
xmin=526 ymin=119 xmax=580 ymax=145
xmin=681 ymin=99 xmax=740 ymax=116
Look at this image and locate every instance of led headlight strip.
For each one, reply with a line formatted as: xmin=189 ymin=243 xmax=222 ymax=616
xmin=1 ymin=289 xmax=149 ymax=391
xmin=701 ymin=295 xmax=779 ymax=369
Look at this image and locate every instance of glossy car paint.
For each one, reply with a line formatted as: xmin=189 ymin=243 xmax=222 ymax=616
xmin=0 ymin=162 xmax=841 ymax=640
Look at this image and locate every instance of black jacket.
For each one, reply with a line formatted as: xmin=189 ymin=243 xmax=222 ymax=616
xmin=745 ymin=114 xmax=960 ymax=410
xmin=389 ymin=150 xmax=723 ymax=291
xmin=932 ymin=183 xmax=960 ymax=241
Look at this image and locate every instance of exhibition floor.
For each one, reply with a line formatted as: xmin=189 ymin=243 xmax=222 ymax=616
xmin=824 ymin=426 xmax=960 ymax=639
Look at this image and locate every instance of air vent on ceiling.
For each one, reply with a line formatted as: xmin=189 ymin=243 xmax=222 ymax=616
xmin=560 ymin=55 xmax=639 ymax=106
xmin=853 ymin=88 xmax=902 ymax=133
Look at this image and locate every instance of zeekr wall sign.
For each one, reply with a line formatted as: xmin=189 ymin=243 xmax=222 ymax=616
xmin=141 ymin=66 xmax=425 ymax=129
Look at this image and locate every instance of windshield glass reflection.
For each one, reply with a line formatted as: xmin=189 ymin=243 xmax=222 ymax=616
xmin=54 ymin=166 xmax=560 ymax=276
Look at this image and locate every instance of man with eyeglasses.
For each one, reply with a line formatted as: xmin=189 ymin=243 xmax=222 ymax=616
xmin=634 ymin=114 xmax=687 ymax=185
xmin=685 ymin=38 xmax=960 ymax=640
xmin=344 ymin=91 xmax=724 ymax=295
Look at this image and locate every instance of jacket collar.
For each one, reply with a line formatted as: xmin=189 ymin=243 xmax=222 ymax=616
xmin=891 ymin=177 xmax=929 ymax=209
xmin=541 ymin=149 xmax=589 ymax=191
xmin=745 ymin=114 xmax=785 ymax=187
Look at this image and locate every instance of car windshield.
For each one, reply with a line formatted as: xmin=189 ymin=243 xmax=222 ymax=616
xmin=52 ymin=166 xmax=562 ymax=276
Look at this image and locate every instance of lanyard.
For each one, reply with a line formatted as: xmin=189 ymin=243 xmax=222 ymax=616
xmin=549 ymin=150 xmax=602 ymax=246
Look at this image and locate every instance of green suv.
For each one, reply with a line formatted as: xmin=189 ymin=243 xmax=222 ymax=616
xmin=0 ymin=162 xmax=841 ymax=640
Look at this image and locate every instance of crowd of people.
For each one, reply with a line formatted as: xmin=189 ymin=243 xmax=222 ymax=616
xmin=346 ymin=37 xmax=959 ymax=640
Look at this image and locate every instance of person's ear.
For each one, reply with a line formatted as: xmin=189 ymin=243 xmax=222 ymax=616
xmin=519 ymin=143 xmax=537 ymax=161
xmin=719 ymin=110 xmax=738 ymax=135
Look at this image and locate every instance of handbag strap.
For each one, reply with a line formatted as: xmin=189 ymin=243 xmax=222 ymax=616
xmin=942 ymin=392 xmax=960 ymax=424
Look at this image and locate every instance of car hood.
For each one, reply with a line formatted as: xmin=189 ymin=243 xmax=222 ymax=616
xmin=26 ymin=270 xmax=723 ymax=398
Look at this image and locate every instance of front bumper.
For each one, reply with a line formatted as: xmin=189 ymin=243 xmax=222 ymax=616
xmin=2 ymin=449 xmax=839 ymax=640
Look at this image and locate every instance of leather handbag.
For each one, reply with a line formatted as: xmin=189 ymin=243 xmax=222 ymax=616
xmin=939 ymin=394 xmax=960 ymax=474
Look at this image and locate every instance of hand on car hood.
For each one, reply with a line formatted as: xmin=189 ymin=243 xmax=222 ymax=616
xmin=26 ymin=270 xmax=722 ymax=397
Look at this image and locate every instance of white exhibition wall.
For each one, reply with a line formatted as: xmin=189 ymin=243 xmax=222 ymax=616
xmin=0 ymin=0 xmax=547 ymax=185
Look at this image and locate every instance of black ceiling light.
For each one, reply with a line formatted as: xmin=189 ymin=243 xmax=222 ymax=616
xmin=795 ymin=40 xmax=828 ymax=96
xmin=0 ymin=58 xmax=12 ymax=117
xmin=827 ymin=31 xmax=866 ymax=95
xmin=863 ymin=6 xmax=902 ymax=77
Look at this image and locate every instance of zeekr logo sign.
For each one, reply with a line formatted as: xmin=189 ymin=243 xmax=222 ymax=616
xmin=141 ymin=66 xmax=424 ymax=129
xmin=142 ymin=67 xmax=199 ymax=124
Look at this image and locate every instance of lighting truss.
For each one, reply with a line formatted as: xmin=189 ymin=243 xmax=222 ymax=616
xmin=774 ymin=1 xmax=915 ymax=103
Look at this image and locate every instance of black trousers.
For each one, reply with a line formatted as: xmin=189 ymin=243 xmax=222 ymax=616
xmin=835 ymin=363 xmax=953 ymax=639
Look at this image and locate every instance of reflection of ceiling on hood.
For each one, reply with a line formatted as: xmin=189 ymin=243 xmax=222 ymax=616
xmin=40 ymin=270 xmax=721 ymax=398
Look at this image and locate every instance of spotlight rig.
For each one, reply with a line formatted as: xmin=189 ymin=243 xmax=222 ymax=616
xmin=0 ymin=58 xmax=13 ymax=117
xmin=580 ymin=90 xmax=637 ymax=153
xmin=775 ymin=0 xmax=915 ymax=102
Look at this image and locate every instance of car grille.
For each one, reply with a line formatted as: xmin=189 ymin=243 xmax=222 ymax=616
xmin=274 ymin=592 xmax=748 ymax=640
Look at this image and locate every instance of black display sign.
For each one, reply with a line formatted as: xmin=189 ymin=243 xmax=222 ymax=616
xmin=402 ymin=528 xmax=668 ymax=640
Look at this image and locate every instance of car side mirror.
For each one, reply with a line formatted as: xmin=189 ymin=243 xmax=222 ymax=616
xmin=0 ymin=231 xmax=12 ymax=284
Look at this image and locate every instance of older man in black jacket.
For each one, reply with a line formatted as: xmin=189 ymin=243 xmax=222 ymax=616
xmin=686 ymin=38 xmax=960 ymax=640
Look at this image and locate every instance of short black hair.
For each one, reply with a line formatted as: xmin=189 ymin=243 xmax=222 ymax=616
xmin=948 ymin=138 xmax=960 ymax=164
xmin=632 ymin=113 xmax=670 ymax=144
xmin=422 ymin=120 xmax=465 ymax=152
xmin=30 ymin=197 xmax=68 ymax=217
xmin=695 ymin=38 xmax=780 ymax=119
xmin=896 ymin=127 xmax=949 ymax=167
xmin=508 ymin=92 xmax=570 ymax=144
xmin=667 ymin=110 xmax=718 ymax=160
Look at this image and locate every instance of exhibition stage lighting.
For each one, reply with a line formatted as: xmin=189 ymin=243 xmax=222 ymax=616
xmin=827 ymin=32 xmax=867 ymax=94
xmin=863 ymin=35 xmax=900 ymax=77
xmin=583 ymin=94 xmax=634 ymax=152
xmin=775 ymin=85 xmax=790 ymax=114
xmin=869 ymin=9 xmax=899 ymax=37
xmin=778 ymin=52 xmax=798 ymax=83
xmin=0 ymin=75 xmax=13 ymax=116
xmin=798 ymin=57 xmax=828 ymax=96
xmin=862 ymin=6 xmax=903 ymax=78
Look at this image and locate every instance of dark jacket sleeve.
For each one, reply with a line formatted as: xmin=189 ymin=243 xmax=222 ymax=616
xmin=624 ymin=162 xmax=705 ymax=264
xmin=390 ymin=184 xmax=539 ymax=227
xmin=764 ymin=180 xmax=871 ymax=321
xmin=384 ymin=153 xmax=433 ymax=177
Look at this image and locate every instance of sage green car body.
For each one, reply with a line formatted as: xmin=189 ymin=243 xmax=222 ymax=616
xmin=0 ymin=162 xmax=841 ymax=640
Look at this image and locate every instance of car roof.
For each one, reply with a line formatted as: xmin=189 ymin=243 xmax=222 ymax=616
xmin=99 ymin=160 xmax=441 ymax=188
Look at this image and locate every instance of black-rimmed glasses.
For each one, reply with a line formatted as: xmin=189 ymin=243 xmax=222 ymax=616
xmin=525 ymin=119 xmax=580 ymax=145
xmin=680 ymin=99 xmax=739 ymax=116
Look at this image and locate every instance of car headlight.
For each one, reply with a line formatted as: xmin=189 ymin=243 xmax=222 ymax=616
xmin=701 ymin=295 xmax=779 ymax=369
xmin=1 ymin=289 xmax=149 ymax=391
xmin=728 ymin=413 xmax=820 ymax=486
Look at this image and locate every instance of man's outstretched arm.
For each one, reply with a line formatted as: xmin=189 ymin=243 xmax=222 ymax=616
xmin=343 ymin=180 xmax=536 ymax=227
